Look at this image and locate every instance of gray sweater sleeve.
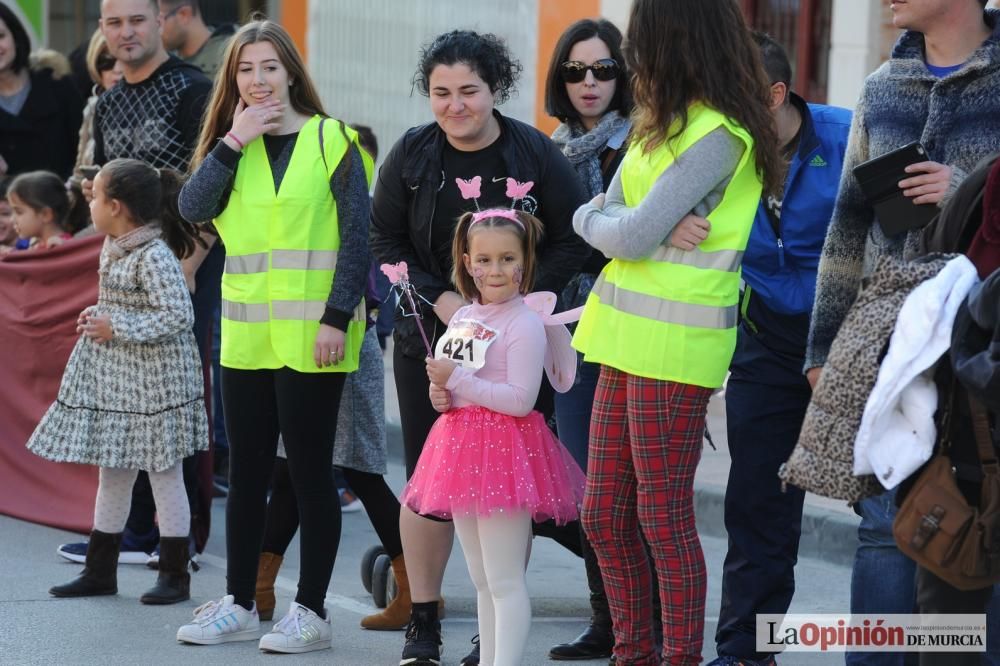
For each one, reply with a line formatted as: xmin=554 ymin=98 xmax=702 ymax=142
xmin=572 ymin=127 xmax=745 ymax=260
xmin=321 ymin=144 xmax=369 ymax=331
xmin=178 ymin=141 xmax=239 ymax=223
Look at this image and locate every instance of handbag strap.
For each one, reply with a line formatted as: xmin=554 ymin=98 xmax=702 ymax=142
xmin=938 ymin=379 xmax=956 ymax=454
xmin=969 ymin=394 xmax=998 ymax=475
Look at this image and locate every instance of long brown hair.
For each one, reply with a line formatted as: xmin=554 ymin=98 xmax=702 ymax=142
xmin=451 ymin=210 xmax=545 ymax=302
xmin=191 ymin=18 xmax=327 ymax=170
xmin=625 ymin=0 xmax=783 ymax=196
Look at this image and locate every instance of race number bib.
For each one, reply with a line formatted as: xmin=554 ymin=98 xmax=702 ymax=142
xmin=434 ymin=318 xmax=499 ymax=370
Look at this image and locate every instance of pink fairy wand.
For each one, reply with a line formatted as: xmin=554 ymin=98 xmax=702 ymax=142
xmin=380 ymin=261 xmax=434 ymax=357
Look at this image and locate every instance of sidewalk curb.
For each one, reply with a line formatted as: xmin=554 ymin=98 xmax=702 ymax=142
xmin=385 ymin=419 xmax=859 ymax=570
xmin=693 ymin=483 xmax=859 ymax=569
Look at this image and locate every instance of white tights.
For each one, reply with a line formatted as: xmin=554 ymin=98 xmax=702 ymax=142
xmin=92 ymin=463 xmax=189 ymax=537
xmin=453 ymin=511 xmax=532 ymax=666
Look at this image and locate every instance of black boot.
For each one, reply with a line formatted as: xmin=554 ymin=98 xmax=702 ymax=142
xmin=50 ymin=530 xmax=121 ymax=597
xmin=549 ymin=527 xmax=614 ymax=660
xmin=139 ymin=536 xmax=190 ymax=604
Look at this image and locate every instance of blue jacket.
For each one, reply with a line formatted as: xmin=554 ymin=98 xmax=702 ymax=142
xmin=742 ymin=95 xmax=852 ymax=318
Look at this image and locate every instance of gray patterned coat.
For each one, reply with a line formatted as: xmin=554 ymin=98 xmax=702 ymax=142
xmin=27 ymin=235 xmax=208 ymax=471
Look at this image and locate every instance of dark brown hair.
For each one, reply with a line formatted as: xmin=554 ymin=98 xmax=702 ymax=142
xmin=625 ymin=0 xmax=783 ymax=196
xmin=8 ymin=171 xmax=90 ymax=234
xmin=451 ymin=210 xmax=544 ymax=301
xmin=544 ymin=18 xmax=633 ymax=124
xmin=0 ymin=3 xmax=31 ymax=74
xmin=100 ymin=159 xmax=203 ymax=259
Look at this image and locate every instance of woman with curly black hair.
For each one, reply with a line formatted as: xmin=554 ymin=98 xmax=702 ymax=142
xmin=370 ymin=29 xmax=589 ymax=666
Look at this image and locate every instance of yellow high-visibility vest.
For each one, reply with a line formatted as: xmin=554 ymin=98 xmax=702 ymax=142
xmin=573 ymin=104 xmax=762 ymax=388
xmin=214 ymin=115 xmax=373 ymax=373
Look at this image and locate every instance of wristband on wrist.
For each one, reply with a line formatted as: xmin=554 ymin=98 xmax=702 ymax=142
xmin=225 ymin=131 xmax=245 ymax=150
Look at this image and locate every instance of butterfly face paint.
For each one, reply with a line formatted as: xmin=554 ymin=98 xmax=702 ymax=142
xmin=462 ymin=227 xmax=524 ymax=305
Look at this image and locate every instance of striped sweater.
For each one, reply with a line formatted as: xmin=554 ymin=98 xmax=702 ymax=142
xmin=806 ymin=10 xmax=1000 ymax=370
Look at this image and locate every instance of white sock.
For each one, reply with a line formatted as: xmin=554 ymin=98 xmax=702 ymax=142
xmin=455 ymin=512 xmax=532 ymax=666
xmin=147 ymin=462 xmax=190 ymax=538
xmin=93 ymin=467 xmax=139 ymax=533
xmin=92 ymin=463 xmax=190 ymax=538
xmin=454 ymin=516 xmax=496 ymax=663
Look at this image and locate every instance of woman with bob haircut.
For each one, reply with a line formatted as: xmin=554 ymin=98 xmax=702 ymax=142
xmin=175 ymin=18 xmax=376 ymax=654
xmin=571 ymin=1 xmax=783 ymax=664
xmin=370 ymin=28 xmax=590 ymax=666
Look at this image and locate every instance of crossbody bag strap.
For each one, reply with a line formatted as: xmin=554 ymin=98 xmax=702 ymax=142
xmin=938 ymin=378 xmax=957 ymax=455
xmin=600 ymin=147 xmax=619 ymax=175
xmin=969 ymin=394 xmax=999 ymax=476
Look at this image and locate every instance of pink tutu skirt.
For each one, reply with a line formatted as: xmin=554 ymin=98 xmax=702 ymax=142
xmin=401 ymin=406 xmax=586 ymax=524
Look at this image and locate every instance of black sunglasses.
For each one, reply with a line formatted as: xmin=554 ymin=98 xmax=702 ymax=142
xmin=560 ymin=59 xmax=620 ymax=83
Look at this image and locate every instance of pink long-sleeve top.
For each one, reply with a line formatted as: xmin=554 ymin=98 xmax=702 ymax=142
xmin=439 ymin=295 xmax=546 ymax=418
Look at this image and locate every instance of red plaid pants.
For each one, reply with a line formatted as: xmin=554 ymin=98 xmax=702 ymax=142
xmin=581 ymin=365 xmax=712 ymax=666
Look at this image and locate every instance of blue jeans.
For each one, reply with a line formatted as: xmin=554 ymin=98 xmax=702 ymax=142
xmin=846 ymin=489 xmax=918 ymax=666
xmin=553 ymin=354 xmax=601 ymax=472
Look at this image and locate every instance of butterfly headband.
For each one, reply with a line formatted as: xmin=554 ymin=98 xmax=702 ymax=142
xmin=456 ymin=176 xmax=534 ymax=229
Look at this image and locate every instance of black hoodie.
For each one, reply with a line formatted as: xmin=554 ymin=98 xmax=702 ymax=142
xmin=93 ymin=56 xmax=211 ymax=172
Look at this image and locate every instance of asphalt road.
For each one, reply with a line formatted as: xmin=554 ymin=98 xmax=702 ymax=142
xmin=1 ymin=453 xmax=855 ymax=666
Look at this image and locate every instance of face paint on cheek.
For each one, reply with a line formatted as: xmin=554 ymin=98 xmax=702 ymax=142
xmin=513 ymin=265 xmax=524 ymax=286
xmin=472 ymin=267 xmax=486 ymax=289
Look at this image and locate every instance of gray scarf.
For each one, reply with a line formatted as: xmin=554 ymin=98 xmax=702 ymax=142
xmin=551 ymin=111 xmax=630 ymax=198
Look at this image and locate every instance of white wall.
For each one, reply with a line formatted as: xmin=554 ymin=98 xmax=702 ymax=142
xmin=826 ymin=0 xmax=884 ymax=109
xmin=599 ymin=0 xmax=631 ymax=33
xmin=307 ymin=0 xmax=538 ymax=173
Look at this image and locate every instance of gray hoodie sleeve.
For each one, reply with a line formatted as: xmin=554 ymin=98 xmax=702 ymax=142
xmin=573 ymin=127 xmax=745 ymax=260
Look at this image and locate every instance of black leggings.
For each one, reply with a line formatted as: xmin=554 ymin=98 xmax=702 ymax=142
xmin=262 ymin=458 xmax=403 ymax=560
xmin=222 ymin=366 xmax=345 ymax=616
xmin=393 ymin=345 xmax=440 ymax=479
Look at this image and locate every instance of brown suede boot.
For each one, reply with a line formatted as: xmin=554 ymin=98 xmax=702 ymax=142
xmin=255 ymin=552 xmax=283 ymax=621
xmin=361 ymin=555 xmax=412 ymax=630
xmin=50 ymin=530 xmax=121 ymax=597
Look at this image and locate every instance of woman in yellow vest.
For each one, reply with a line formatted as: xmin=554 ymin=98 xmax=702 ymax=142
xmin=571 ymin=2 xmax=784 ymax=664
xmin=174 ymin=20 xmax=373 ymax=653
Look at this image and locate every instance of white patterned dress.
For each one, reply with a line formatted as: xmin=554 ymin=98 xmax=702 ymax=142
xmin=27 ymin=229 xmax=208 ymax=471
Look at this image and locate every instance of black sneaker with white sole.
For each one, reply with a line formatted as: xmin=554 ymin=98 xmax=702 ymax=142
xmin=399 ymin=613 xmax=443 ymax=666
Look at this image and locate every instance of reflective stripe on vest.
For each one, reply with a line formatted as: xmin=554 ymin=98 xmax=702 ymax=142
xmin=221 ymin=299 xmax=332 ymax=322
xmin=648 ymin=245 xmax=744 ymax=272
xmin=590 ymin=274 xmax=738 ymax=329
xmin=572 ymin=104 xmax=762 ymax=388
xmin=225 ymin=249 xmax=339 ymax=274
xmin=212 ymin=115 xmax=374 ymax=373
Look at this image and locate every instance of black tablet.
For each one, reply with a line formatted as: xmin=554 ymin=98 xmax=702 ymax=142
xmin=852 ymin=142 xmax=939 ymax=237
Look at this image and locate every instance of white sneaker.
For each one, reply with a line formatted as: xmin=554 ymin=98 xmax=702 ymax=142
xmin=176 ymin=595 xmax=261 ymax=645
xmin=258 ymin=601 xmax=332 ymax=653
